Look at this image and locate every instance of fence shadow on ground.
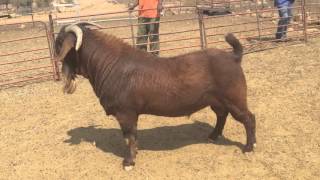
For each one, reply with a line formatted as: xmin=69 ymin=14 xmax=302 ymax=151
xmin=64 ymin=121 xmax=243 ymax=158
xmin=246 ymin=36 xmax=275 ymax=42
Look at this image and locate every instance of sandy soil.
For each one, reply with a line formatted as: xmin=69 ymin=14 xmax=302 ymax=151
xmin=0 ymin=1 xmax=319 ymax=179
xmin=1 ymin=35 xmax=320 ymax=179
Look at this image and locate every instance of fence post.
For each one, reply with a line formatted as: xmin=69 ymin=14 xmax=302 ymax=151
xmin=254 ymin=0 xmax=262 ymax=42
xmin=48 ymin=13 xmax=61 ymax=81
xmin=197 ymin=8 xmax=207 ymax=50
xmin=128 ymin=11 xmax=136 ymax=47
xmin=301 ymin=0 xmax=308 ymax=42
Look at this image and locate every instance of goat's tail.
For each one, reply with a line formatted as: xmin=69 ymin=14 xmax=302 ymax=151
xmin=225 ymin=33 xmax=243 ymax=62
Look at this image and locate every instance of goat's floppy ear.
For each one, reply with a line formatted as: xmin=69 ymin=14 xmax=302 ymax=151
xmin=55 ymin=34 xmax=76 ymax=62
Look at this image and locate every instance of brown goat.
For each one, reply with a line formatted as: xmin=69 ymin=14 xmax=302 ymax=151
xmin=55 ymin=22 xmax=256 ymax=171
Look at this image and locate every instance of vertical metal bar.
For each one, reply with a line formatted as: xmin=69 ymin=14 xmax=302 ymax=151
xmin=301 ymin=0 xmax=308 ymax=42
xmin=128 ymin=11 xmax=136 ymax=47
xmin=48 ymin=14 xmax=60 ymax=80
xmin=197 ymin=9 xmax=204 ymax=50
xmin=31 ymin=14 xmax=35 ymax=27
xmin=31 ymin=0 xmax=34 ymax=27
xmin=254 ymin=0 xmax=262 ymax=42
xmin=43 ymin=22 xmax=57 ymax=81
xmin=202 ymin=15 xmax=208 ymax=49
xmin=49 ymin=14 xmax=55 ymax=44
xmin=227 ymin=0 xmax=231 ymax=10
xmin=197 ymin=8 xmax=207 ymax=49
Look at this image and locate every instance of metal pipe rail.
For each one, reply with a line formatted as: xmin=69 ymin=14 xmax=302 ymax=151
xmin=1 ymin=0 xmax=319 ymax=89
xmin=0 ymin=21 xmax=57 ymax=89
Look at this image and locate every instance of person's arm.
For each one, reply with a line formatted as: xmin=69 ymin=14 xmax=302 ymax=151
xmin=128 ymin=0 xmax=139 ymax=10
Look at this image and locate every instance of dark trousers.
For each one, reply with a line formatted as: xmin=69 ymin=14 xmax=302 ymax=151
xmin=136 ymin=17 xmax=160 ymax=55
xmin=276 ymin=4 xmax=293 ymax=39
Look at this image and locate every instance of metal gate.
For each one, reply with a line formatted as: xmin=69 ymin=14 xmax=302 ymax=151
xmin=0 ymin=20 xmax=59 ymax=89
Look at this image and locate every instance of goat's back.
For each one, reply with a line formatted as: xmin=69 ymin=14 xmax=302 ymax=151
xmin=111 ymin=48 xmax=247 ymax=116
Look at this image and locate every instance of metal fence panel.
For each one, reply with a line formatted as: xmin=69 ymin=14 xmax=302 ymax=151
xmin=0 ymin=0 xmax=319 ymax=89
xmin=0 ymin=21 xmax=57 ymax=89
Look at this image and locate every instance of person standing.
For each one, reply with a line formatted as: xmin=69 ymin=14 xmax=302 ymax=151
xmin=275 ymin=0 xmax=295 ymax=41
xmin=128 ymin=0 xmax=163 ymax=56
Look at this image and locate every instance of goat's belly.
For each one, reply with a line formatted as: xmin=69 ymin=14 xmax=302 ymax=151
xmin=142 ymin=102 xmax=209 ymax=117
xmin=140 ymin=88 xmax=214 ymax=117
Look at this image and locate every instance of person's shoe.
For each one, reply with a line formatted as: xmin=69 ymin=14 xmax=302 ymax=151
xmin=275 ymin=37 xmax=288 ymax=43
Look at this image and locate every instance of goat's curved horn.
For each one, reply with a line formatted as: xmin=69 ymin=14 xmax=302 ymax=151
xmin=65 ymin=25 xmax=83 ymax=51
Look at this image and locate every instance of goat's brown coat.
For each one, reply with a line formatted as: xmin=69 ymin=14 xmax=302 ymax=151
xmin=55 ymin=24 xmax=256 ymax=170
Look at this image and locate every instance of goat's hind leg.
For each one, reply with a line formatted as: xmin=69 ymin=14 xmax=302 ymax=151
xmin=230 ymin=108 xmax=256 ymax=152
xmin=208 ymin=105 xmax=229 ymax=142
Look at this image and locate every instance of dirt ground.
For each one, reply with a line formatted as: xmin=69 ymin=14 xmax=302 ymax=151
xmin=1 ymin=33 xmax=320 ymax=179
xmin=1 ymin=1 xmax=320 ymax=179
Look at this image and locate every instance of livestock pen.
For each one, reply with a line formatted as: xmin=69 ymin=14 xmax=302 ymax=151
xmin=1 ymin=0 xmax=320 ymax=89
xmin=0 ymin=0 xmax=319 ymax=179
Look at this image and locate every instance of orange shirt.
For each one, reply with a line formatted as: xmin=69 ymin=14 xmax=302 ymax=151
xmin=138 ymin=0 xmax=160 ymax=18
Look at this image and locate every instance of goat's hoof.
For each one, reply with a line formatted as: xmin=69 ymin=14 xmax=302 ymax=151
xmin=123 ymin=160 xmax=135 ymax=171
xmin=243 ymin=144 xmax=255 ymax=153
xmin=124 ymin=165 xmax=134 ymax=171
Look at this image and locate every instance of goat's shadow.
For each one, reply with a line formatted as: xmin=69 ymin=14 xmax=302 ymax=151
xmin=64 ymin=121 xmax=243 ymax=157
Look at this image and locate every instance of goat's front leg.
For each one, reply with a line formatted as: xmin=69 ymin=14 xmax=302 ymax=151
xmin=116 ymin=112 xmax=138 ymax=171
